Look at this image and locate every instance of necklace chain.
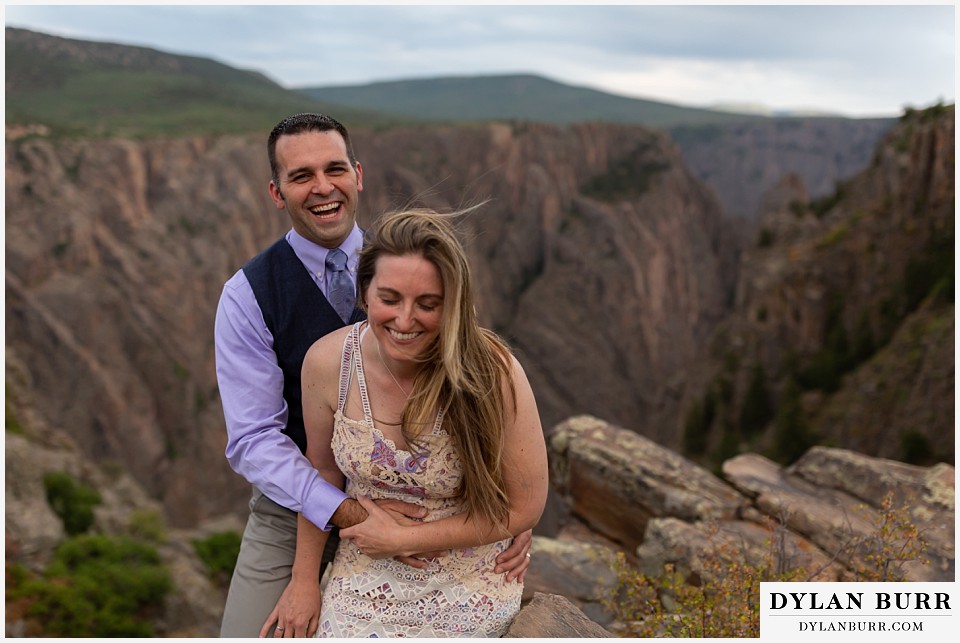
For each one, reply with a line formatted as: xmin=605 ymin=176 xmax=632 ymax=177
xmin=376 ymin=337 xmax=410 ymax=397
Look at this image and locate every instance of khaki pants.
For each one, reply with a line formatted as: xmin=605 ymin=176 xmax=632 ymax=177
xmin=219 ymin=488 xmax=338 ymax=637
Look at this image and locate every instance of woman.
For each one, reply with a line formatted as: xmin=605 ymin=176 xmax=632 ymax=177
xmin=290 ymin=207 xmax=548 ymax=637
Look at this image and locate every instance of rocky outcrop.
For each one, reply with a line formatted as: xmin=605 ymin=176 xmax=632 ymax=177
xmin=723 ymin=453 xmax=950 ymax=581
xmin=522 ymin=535 xmax=619 ymax=626
xmin=549 ymin=415 xmax=745 ymax=551
xmin=505 ymin=593 xmax=612 ymax=638
xmin=547 ymin=415 xmax=954 ymax=585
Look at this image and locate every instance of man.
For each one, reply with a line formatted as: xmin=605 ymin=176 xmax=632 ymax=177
xmin=214 ymin=113 xmax=532 ymax=637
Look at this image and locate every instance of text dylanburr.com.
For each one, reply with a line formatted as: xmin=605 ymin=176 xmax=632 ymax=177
xmin=760 ymin=582 xmax=956 ymax=639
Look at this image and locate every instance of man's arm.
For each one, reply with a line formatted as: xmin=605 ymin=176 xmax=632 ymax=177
xmin=215 ymin=274 xmax=346 ymax=530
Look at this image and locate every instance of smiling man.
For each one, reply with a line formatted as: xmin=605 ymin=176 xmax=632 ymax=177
xmin=214 ymin=114 xmax=533 ymax=637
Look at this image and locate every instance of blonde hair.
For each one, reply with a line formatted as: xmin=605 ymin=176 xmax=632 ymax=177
xmin=356 ymin=207 xmax=516 ymax=529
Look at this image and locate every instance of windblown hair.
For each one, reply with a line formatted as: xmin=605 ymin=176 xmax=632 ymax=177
xmin=267 ymin=112 xmax=358 ymax=185
xmin=356 ymin=207 xmax=516 ymax=530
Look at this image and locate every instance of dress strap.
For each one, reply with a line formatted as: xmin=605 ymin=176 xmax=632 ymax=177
xmin=351 ymin=323 xmax=376 ymax=426
xmin=337 ymin=322 xmax=362 ymax=413
xmin=353 ymin=325 xmax=445 ymax=435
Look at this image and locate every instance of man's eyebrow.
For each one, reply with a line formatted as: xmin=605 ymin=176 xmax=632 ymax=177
xmin=284 ymin=164 xmax=311 ymax=178
xmin=283 ymin=160 xmax=349 ymax=178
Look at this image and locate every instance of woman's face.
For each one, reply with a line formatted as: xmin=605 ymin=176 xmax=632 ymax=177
xmin=365 ymin=253 xmax=444 ymax=367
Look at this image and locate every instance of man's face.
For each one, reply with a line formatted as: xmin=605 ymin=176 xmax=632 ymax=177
xmin=268 ymin=129 xmax=363 ymax=249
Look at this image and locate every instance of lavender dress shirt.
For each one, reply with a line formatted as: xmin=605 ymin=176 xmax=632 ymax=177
xmin=214 ymin=225 xmax=364 ymax=530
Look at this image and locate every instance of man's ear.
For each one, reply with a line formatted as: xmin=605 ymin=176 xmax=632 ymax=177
xmin=355 ymin=162 xmax=364 ymax=193
xmin=268 ymin=180 xmax=285 ymax=210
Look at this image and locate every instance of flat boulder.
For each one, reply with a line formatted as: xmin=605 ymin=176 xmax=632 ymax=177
xmin=549 ymin=415 xmax=744 ymax=550
xmin=504 ymin=592 xmax=612 ymax=638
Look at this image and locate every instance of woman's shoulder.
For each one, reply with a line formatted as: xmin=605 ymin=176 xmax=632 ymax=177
xmin=303 ymin=323 xmax=357 ymax=369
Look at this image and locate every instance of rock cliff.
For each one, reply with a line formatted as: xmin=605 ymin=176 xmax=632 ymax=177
xmin=672 ymin=117 xmax=894 ymax=220
xmin=670 ymin=105 xmax=955 ymax=466
xmin=6 ymin=120 xmax=738 ymax=525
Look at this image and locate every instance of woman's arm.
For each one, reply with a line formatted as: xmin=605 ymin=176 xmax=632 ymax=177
xmin=341 ymin=354 xmax=548 ymax=558
xmin=260 ymin=335 xmax=347 ymax=638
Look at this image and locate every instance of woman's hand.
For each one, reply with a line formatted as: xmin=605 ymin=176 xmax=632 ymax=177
xmin=341 ymin=496 xmax=419 ymax=560
xmin=494 ymin=528 xmax=533 ymax=582
xmin=259 ymin=577 xmax=321 ymax=638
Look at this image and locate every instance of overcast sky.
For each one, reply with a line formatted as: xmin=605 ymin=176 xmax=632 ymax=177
xmin=4 ymin=2 xmax=955 ymax=117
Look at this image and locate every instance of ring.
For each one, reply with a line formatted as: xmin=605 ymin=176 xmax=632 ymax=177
xmin=526 ymin=553 xmax=531 ymax=558
xmin=357 ymin=548 xmax=362 ymax=555
xmin=276 ymin=627 xmax=285 ymax=632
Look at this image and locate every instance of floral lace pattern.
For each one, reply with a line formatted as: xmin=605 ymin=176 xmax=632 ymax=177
xmin=317 ymin=323 xmax=521 ymax=638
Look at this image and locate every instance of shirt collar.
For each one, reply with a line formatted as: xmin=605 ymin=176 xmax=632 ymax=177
xmin=286 ymin=224 xmax=364 ymax=277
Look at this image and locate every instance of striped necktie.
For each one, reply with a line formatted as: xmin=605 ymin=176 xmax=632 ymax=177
xmin=325 ymin=248 xmax=355 ymax=323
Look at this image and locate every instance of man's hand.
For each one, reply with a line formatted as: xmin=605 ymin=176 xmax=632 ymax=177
xmin=332 ymin=496 xmax=426 ymax=529
xmin=332 ymin=497 xmax=443 ymax=569
xmin=494 ymin=528 xmax=533 ymax=583
xmin=374 ymin=499 xmax=446 ymax=568
xmin=259 ymin=577 xmax=321 ymax=638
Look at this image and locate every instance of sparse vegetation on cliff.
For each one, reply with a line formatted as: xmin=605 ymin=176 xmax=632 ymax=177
xmin=603 ymin=493 xmax=929 ymax=637
xmin=193 ymin=531 xmax=243 ymax=584
xmin=678 ymin=103 xmax=954 ymax=468
xmin=8 ymin=535 xmax=172 ymax=637
xmin=43 ymin=472 xmax=102 ymax=536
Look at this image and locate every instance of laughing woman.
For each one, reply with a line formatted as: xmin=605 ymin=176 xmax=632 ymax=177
xmin=289 ymin=207 xmax=548 ymax=637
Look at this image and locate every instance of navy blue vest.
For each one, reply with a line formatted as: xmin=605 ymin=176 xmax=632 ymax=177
xmin=242 ymin=237 xmax=365 ymax=454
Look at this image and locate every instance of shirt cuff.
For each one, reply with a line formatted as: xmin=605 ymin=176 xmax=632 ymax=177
xmin=300 ymin=478 xmax=350 ymax=531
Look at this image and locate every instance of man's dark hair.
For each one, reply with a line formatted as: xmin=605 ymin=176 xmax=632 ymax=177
xmin=267 ymin=113 xmax=358 ymax=185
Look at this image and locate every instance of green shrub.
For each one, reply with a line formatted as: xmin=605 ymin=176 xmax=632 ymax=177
xmin=815 ymin=222 xmax=849 ymax=248
xmin=603 ymin=531 xmax=802 ymax=637
xmin=809 ymin=182 xmax=846 ymax=219
xmin=128 ymin=510 xmax=168 ymax=543
xmin=43 ymin=472 xmax=102 ymax=535
xmin=13 ymin=534 xmax=172 ymax=637
xmin=851 ymin=311 xmax=877 ymax=365
xmin=852 ymin=492 xmax=929 ymax=581
xmin=769 ymin=378 xmax=818 ymax=465
xmin=193 ymin=530 xmax=242 ymax=581
xmin=581 ymin=142 xmax=670 ymax=200
xmin=6 ymin=383 xmax=25 ymax=434
xmin=757 ymin=228 xmax=775 ymax=248
xmin=796 ymin=293 xmax=857 ymax=393
xmin=904 ymin=233 xmax=954 ymax=311
xmin=796 ymin=349 xmax=843 ymax=392
xmin=738 ymin=363 xmax=773 ymax=437
xmin=900 ymin=431 xmax=934 ymax=465
xmin=682 ymin=400 xmax=709 ymax=456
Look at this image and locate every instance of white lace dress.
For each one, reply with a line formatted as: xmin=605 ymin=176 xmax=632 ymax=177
xmin=316 ymin=323 xmax=521 ymax=638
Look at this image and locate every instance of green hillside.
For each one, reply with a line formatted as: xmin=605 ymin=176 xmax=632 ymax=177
xmin=5 ymin=26 xmax=874 ymax=139
xmin=4 ymin=27 xmax=399 ymax=139
xmin=298 ymin=73 xmax=772 ymax=128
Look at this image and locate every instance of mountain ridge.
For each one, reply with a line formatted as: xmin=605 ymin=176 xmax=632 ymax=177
xmin=297 ymin=72 xmax=871 ymax=128
xmin=5 ymin=26 xmax=895 ymax=221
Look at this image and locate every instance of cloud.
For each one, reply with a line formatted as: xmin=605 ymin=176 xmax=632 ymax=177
xmin=4 ymin=3 xmax=954 ymax=116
